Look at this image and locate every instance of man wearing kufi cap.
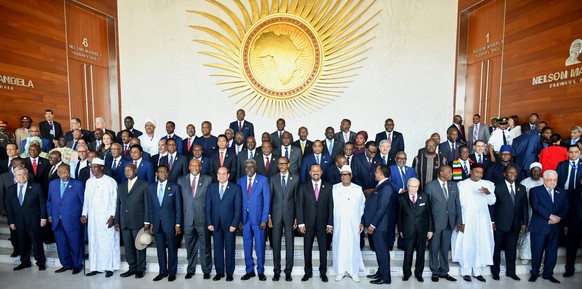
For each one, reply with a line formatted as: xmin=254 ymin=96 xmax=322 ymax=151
xmin=484 ymin=144 xmax=522 ymax=184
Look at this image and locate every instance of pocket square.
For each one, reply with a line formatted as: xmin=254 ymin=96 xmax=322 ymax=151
xmin=419 ymin=203 xmax=426 ymax=206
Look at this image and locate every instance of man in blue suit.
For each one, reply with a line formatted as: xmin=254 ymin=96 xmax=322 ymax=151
xmin=389 ymin=151 xmax=417 ymax=194
xmin=105 ymin=143 xmax=130 ymax=184
xmin=351 ymin=141 xmax=379 ymax=194
xmin=511 ymin=125 xmax=541 ymax=179
xmin=300 ymin=140 xmax=331 ymax=182
xmin=191 ymin=144 xmax=210 ymax=175
xmin=148 ymin=165 xmax=182 ymax=282
xmin=238 ymin=159 xmax=270 ymax=281
xmin=209 ymin=135 xmax=237 ymax=182
xmin=374 ymin=118 xmax=405 ymax=160
xmin=130 ymin=145 xmax=154 ymax=183
xmin=439 ymin=127 xmax=463 ymax=163
xmin=229 ymin=109 xmax=254 ymax=141
xmin=47 ymin=163 xmax=85 ymax=274
xmin=206 ymin=167 xmax=241 ymax=281
xmin=528 ymin=170 xmax=569 ymax=283
xmin=161 ymin=121 xmax=183 ymax=155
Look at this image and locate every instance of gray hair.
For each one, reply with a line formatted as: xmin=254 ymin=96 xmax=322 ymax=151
xmin=543 ymin=169 xmax=558 ymax=179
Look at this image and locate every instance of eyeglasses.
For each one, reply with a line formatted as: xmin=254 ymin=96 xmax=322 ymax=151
xmin=277 ymin=163 xmax=289 ymax=165
xmin=396 ymin=157 xmax=407 ymax=160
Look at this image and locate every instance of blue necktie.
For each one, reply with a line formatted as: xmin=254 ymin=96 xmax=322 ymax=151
xmin=316 ymin=155 xmax=320 ymax=165
xmin=383 ymin=156 xmax=387 ymax=165
xmin=158 ymin=183 xmax=164 ymax=205
xmin=400 ymin=167 xmax=407 ymax=189
xmin=281 ymin=175 xmax=287 ymax=193
xmin=568 ymin=162 xmax=577 ymax=190
xmin=18 ymin=185 xmax=24 ymax=205
xmin=285 ymin=147 xmax=289 ymax=158
xmin=60 ymin=182 xmax=67 ymax=198
xmin=112 ymin=158 xmax=117 ymax=170
xmin=548 ymin=189 xmax=553 ymax=203
xmin=478 ymin=154 xmax=482 ymax=163
xmin=169 ymin=155 xmax=174 ymax=170
xmin=328 ymin=141 xmax=333 ymax=154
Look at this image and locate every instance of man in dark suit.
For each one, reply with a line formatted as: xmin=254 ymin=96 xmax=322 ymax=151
xmin=190 ymin=144 xmax=210 ymax=175
xmin=448 ymin=115 xmax=467 ymax=144
xmin=148 ymin=165 xmax=182 ymax=282
xmin=334 ymin=119 xmax=356 ymax=145
xmin=0 ymin=144 xmax=18 ymax=174
xmin=237 ymin=136 xmax=259 ymax=180
xmin=270 ymin=118 xmax=292 ymax=149
xmin=278 ymin=132 xmax=301 ymax=175
xmin=182 ymin=124 xmax=199 ymax=159
xmin=528 ymin=170 xmax=569 ymax=283
xmin=115 ymin=164 xmax=149 ymax=279
xmin=490 ymin=165 xmax=528 ymax=281
xmin=105 ymin=143 xmax=130 ymax=184
xmin=178 ymin=158 xmax=213 ymax=279
xmin=229 ymin=109 xmax=254 ymax=141
xmin=292 ymin=126 xmax=313 ymax=156
xmin=469 ymin=140 xmax=490 ymax=167
xmin=556 ymin=145 xmax=581 ymax=277
xmin=65 ymin=118 xmax=93 ymax=143
xmin=323 ymin=127 xmax=342 ymax=158
xmin=374 ymin=139 xmax=395 ymax=167
xmin=46 ymin=150 xmax=63 ymax=188
xmin=351 ymin=141 xmax=379 ymax=195
xmin=88 ymin=129 xmax=103 ymax=152
xmin=366 ymin=165 xmax=397 ymax=285
xmin=484 ymin=145 xmax=522 ymax=184
xmin=160 ymin=121 xmax=183 ymax=155
xmin=6 ymin=167 xmax=47 ymax=271
xmin=151 ymin=139 xmax=167 ymax=169
xmin=300 ymin=140 xmax=332 ymax=182
xmin=254 ymin=141 xmax=278 ymax=179
xmin=297 ymin=164 xmax=333 ymax=282
xmin=268 ymin=157 xmax=299 ymax=281
xmin=209 ymin=134 xmax=237 ymax=182
xmin=439 ymin=127 xmax=462 ymax=163
xmin=23 ymin=144 xmax=49 ymax=188
xmin=130 ymin=145 xmax=155 ymax=183
xmin=398 ymin=177 xmax=434 ymax=282
xmin=511 ymin=125 xmax=542 ymax=179
xmin=425 ymin=165 xmax=461 ymax=282
xmin=561 ymin=125 xmax=581 ymax=147
xmin=39 ymin=109 xmax=64 ymax=147
xmin=116 ymin=116 xmax=142 ymax=143
xmin=238 ymin=159 xmax=270 ymax=281
xmin=47 ymin=163 xmax=84 ymax=274
xmin=324 ymin=154 xmax=347 ymax=184
xmin=374 ymin=118 xmax=405 ymax=160
xmin=206 ymin=167 xmax=241 ymax=281
xmin=159 ymin=138 xmax=188 ymax=183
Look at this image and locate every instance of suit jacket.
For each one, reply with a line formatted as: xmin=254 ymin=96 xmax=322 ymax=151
xmin=397 ymin=192 xmax=434 ymax=236
xmin=238 ymin=174 xmax=270 ymax=226
xmin=178 ymin=173 xmax=212 ymax=228
xmin=135 ymin=159 xmax=155 ymax=183
xmin=279 ymin=145 xmax=301 ymax=175
xmin=45 ymin=162 xmax=62 ymax=188
xmin=556 ymin=158 xmax=582 ymax=227
xmin=254 ymin=153 xmax=279 ymax=179
xmin=556 ymin=158 xmax=582 ymax=192
xmin=484 ymin=162 xmax=522 ymax=184
xmin=296 ymin=180 xmax=333 ymax=231
xmin=115 ymin=178 xmax=149 ymax=230
xmin=425 ymin=179 xmax=462 ymax=231
xmin=21 ymin=138 xmax=52 ymax=153
xmin=369 ymin=179 xmax=397 ymax=232
xmin=6 ymin=182 xmax=46 ymax=229
xmin=529 ymin=185 xmax=569 ymax=235
xmin=323 ymin=166 xmax=341 ymax=184
xmin=490 ymin=181 xmax=528 ymax=233
xmin=300 ymin=153 xmax=332 ymax=182
xmin=322 ymin=138 xmax=342 ymax=159
xmin=190 ymin=156 xmax=210 ymax=176
xmin=182 ymin=136 xmax=199 ymax=158
xmin=148 ymin=181 xmax=183 ymax=233
xmin=351 ymin=153 xmax=379 ymax=189
xmin=334 ymin=131 xmax=356 ymax=145
xmin=469 ymin=153 xmax=490 ymax=168
xmin=47 ymin=178 xmax=85 ymax=231
xmin=65 ymin=129 xmax=94 ymax=143
xmin=511 ymin=132 xmax=542 ymax=175
xmin=388 ymin=165 xmax=417 ymax=193
xmin=123 ymin=150 xmax=151 ymax=162
xmin=105 ymin=156 xmax=131 ymax=184
xmin=439 ymin=140 xmax=463 ymax=163
xmin=269 ymin=173 xmax=299 ymax=226
xmin=116 ymin=128 xmax=142 ymax=143
xmin=374 ymin=130 xmax=405 ymax=159
xmin=236 ymin=149 xmax=259 ymax=180
xmin=292 ymin=139 xmax=313 ymax=156
xmin=0 ymin=158 xmax=11 ymax=174
xmin=209 ymin=149 xmax=237 ymax=182
xmin=151 ymin=153 xmax=165 ymax=169
xmin=24 ymin=156 xmax=49 ymax=188
xmin=468 ymin=123 xmax=491 ymax=150
xmin=270 ymin=131 xmax=293 ymax=149
xmin=448 ymin=124 xmax=467 ymax=144
xmin=161 ymin=134 xmax=184 ymax=157
xmin=206 ymin=181 xmax=241 ymax=231
xmin=159 ymin=154 xmax=188 ymax=183
xmin=229 ymin=120 xmax=254 ymax=141
xmin=39 ymin=120 xmax=64 ymax=143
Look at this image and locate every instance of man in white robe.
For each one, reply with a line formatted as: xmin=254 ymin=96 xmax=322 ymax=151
xmin=332 ymin=165 xmax=365 ymax=283
xmin=81 ymin=158 xmax=120 ymax=277
xmin=453 ymin=163 xmax=495 ymax=282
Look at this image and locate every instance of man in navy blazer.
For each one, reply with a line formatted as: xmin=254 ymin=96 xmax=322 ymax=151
xmin=389 ymin=152 xmax=417 ymax=193
xmin=209 ymin=135 xmax=237 ymax=182
xmin=229 ymin=109 xmax=254 ymax=141
xmin=439 ymin=127 xmax=463 ymax=163
xmin=469 ymin=140 xmax=490 ymax=167
xmin=47 ymin=164 xmax=85 ymax=274
xmin=160 ymin=121 xmax=183 ymax=155
xmin=206 ymin=167 xmax=241 ymax=281
xmin=511 ymin=125 xmax=542 ymax=179
xmin=300 ymin=140 xmax=331 ymax=182
xmin=528 ymin=170 xmax=569 ymax=283
xmin=39 ymin=109 xmax=64 ymax=147
xmin=374 ymin=118 xmax=405 ymax=160
xmin=292 ymin=126 xmax=313 ymax=156
xmin=191 ymin=144 xmax=210 ymax=175
xmin=351 ymin=141 xmax=379 ymax=194
xmin=148 ymin=165 xmax=182 ymax=282
xmin=254 ymin=141 xmax=279 ymax=179
xmin=238 ymin=159 xmax=270 ymax=281
xmin=159 ymin=138 xmax=188 ymax=183
xmin=130 ymin=145 xmax=154 ymax=183
xmin=105 ymin=143 xmax=130 ymax=184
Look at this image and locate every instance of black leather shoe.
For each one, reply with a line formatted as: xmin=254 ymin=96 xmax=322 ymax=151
xmin=321 ymin=274 xmax=328 ymax=282
xmin=10 ymin=252 xmax=20 ymax=258
xmin=168 ymin=275 xmax=176 ymax=282
xmin=213 ymin=274 xmax=224 ymax=281
xmin=105 ymin=271 xmax=113 ymax=278
xmin=528 ymin=275 xmax=538 ymax=282
xmin=441 ymin=274 xmax=457 ymax=281
xmin=135 ymin=271 xmax=145 ymax=278
xmin=185 ymin=273 xmax=193 ymax=279
xmin=153 ymin=274 xmax=166 ymax=281
xmin=258 ymin=273 xmax=266 ymax=281
xmin=203 ymin=273 xmax=211 ymax=279
xmin=272 ymin=273 xmax=280 ymax=281
xmin=120 ymin=270 xmax=135 ymax=277
xmin=55 ymin=267 xmax=69 ymax=273
xmin=367 ymin=273 xmax=378 ymax=279
xmin=85 ymin=271 xmax=100 ymax=276
xmin=431 ymin=275 xmax=439 ymax=282
xmin=543 ymin=276 xmax=560 ymax=283
xmin=463 ymin=275 xmax=471 ymax=282
xmin=38 ymin=265 xmax=46 ymax=271
xmin=241 ymin=272 xmax=255 ymax=280
xmin=301 ymin=274 xmax=312 ymax=281
xmin=72 ymin=268 xmax=82 ymax=275
xmin=563 ymin=272 xmax=574 ymax=277
xmin=507 ymin=274 xmax=520 ymax=281
xmin=402 ymin=275 xmax=410 ymax=281
xmin=370 ymin=278 xmax=390 ymax=284
xmin=226 ymin=274 xmax=233 ymax=281
xmin=285 ymin=274 xmax=292 ymax=281
xmin=474 ymin=275 xmax=486 ymax=282
xmin=492 ymin=274 xmax=500 ymax=280
xmin=13 ymin=264 xmax=31 ymax=271
xmin=416 ymin=276 xmax=424 ymax=282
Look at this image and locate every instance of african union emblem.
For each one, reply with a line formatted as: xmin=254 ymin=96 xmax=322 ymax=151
xmin=189 ymin=0 xmax=379 ymax=116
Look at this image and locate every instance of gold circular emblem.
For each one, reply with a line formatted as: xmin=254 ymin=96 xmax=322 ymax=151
xmin=242 ymin=15 xmax=322 ymax=100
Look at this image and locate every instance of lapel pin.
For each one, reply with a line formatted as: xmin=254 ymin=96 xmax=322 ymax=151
xmin=167 ymin=187 xmax=171 ymax=190
xmin=68 ymin=185 xmax=72 ymax=188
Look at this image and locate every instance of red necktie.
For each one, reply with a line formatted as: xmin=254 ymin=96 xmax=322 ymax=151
xmin=412 ymin=195 xmax=416 ymax=205
xmin=265 ymin=157 xmax=270 ymax=171
xmin=187 ymin=138 xmax=192 ymax=152
xmin=32 ymin=159 xmax=38 ymax=175
xmin=247 ymin=177 xmax=253 ymax=197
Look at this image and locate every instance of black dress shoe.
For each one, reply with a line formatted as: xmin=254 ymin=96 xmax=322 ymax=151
xmin=416 ymin=276 xmax=424 ymax=282
xmin=492 ymin=274 xmax=500 ymax=280
xmin=507 ymin=274 xmax=520 ymax=281
xmin=272 ymin=273 xmax=280 ymax=281
xmin=367 ymin=273 xmax=378 ymax=279
xmin=474 ymin=275 xmax=486 ymax=282
xmin=301 ymin=274 xmax=312 ymax=281
xmin=120 ymin=270 xmax=135 ymax=277
xmin=10 ymin=252 xmax=20 ymax=258
xmin=185 ymin=273 xmax=193 ymax=279
xmin=105 ymin=271 xmax=113 ymax=278
xmin=528 ymin=275 xmax=538 ymax=282
xmin=563 ymin=272 xmax=574 ymax=277
xmin=72 ymin=268 xmax=82 ymax=275
xmin=463 ymin=275 xmax=472 ymax=282
xmin=258 ymin=273 xmax=266 ymax=281
xmin=431 ymin=275 xmax=439 ymax=282
xmin=285 ymin=274 xmax=292 ymax=281
xmin=241 ymin=272 xmax=255 ymax=280
xmin=226 ymin=274 xmax=233 ymax=281
xmin=441 ymin=274 xmax=457 ymax=281
xmin=135 ymin=271 xmax=145 ymax=278
xmin=321 ymin=274 xmax=328 ymax=282
xmin=203 ymin=273 xmax=211 ymax=279
xmin=543 ymin=276 xmax=560 ymax=283
xmin=168 ymin=275 xmax=176 ymax=282
xmin=402 ymin=275 xmax=410 ymax=281
xmin=85 ymin=271 xmax=100 ymax=276
xmin=153 ymin=274 xmax=166 ymax=281
xmin=370 ymin=278 xmax=390 ymax=284
xmin=38 ymin=265 xmax=46 ymax=271
xmin=213 ymin=274 xmax=224 ymax=281
xmin=13 ymin=264 xmax=31 ymax=271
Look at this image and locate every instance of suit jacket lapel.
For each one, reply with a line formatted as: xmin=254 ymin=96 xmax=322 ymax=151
xmin=22 ymin=185 xmax=33 ymax=205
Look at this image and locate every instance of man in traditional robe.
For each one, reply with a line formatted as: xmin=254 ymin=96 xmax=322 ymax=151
xmin=453 ymin=163 xmax=495 ymax=282
xmin=81 ymin=158 xmax=120 ymax=277
xmin=332 ymin=165 xmax=365 ymax=283
xmin=413 ymin=138 xmax=447 ymax=192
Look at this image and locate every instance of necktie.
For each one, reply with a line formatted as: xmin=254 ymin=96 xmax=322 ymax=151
xmin=510 ymin=184 xmax=515 ymax=204
xmin=236 ymin=146 xmax=240 ymax=155
xmin=568 ymin=162 xmax=577 ymax=190
xmin=442 ymin=182 xmax=448 ymax=199
xmin=463 ymin=161 xmax=469 ymax=176
xmin=18 ymin=185 xmax=24 ymax=205
xmin=316 ymin=155 xmax=320 ymax=165
xmin=32 ymin=159 xmax=38 ymax=175
xmin=97 ymin=140 xmax=101 ymax=148
xmin=220 ymin=184 xmax=225 ymax=200
xmin=239 ymin=121 xmax=242 ymax=131
xmin=169 ymin=155 xmax=174 ymax=170
xmin=387 ymin=132 xmax=392 ymax=142
xmin=75 ymin=161 xmax=81 ymax=178
xmin=248 ymin=150 xmax=253 ymax=160
xmin=50 ymin=165 xmax=56 ymax=176
xmin=474 ymin=125 xmax=479 ymax=142
xmin=301 ymin=141 xmax=305 ymax=154
xmin=60 ymin=182 xmax=66 ymax=198
xmin=158 ymin=183 xmax=164 ymax=205
xmin=383 ymin=156 xmax=387 ymax=165
xmin=314 ymin=183 xmax=319 ymax=201
xmin=344 ymin=133 xmax=349 ymax=143
xmin=328 ymin=141 xmax=333 ymax=155
xmin=451 ymin=143 xmax=455 ymax=158
xmin=247 ymin=177 xmax=253 ymax=197
xmin=124 ymin=144 xmax=128 ymax=156
xmin=412 ymin=195 xmax=416 ymax=205
xmin=502 ymin=131 xmax=507 ymax=145
xmin=279 ymin=131 xmax=282 ymax=138
xmin=265 ymin=157 xmax=270 ymax=171
xmin=219 ymin=151 xmax=224 ymax=166
xmin=187 ymin=138 xmax=192 ymax=152
xmin=400 ymin=167 xmax=407 ymax=189
xmin=548 ymin=189 xmax=553 ymax=203
xmin=112 ymin=158 xmax=117 ymax=170
xmin=191 ymin=176 xmax=197 ymax=198
xmin=128 ymin=180 xmax=134 ymax=192
xmin=347 ymin=156 xmax=351 ymax=165
xmin=134 ymin=160 xmax=138 ymax=166
xmin=72 ymin=141 xmax=77 ymax=150
xmin=285 ymin=147 xmax=289 ymax=158
xmin=478 ymin=154 xmax=482 ymax=163
xmin=281 ymin=175 xmax=287 ymax=193
xmin=49 ymin=122 xmax=55 ymax=136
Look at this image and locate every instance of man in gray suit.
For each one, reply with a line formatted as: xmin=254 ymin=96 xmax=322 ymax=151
xmin=268 ymin=156 xmax=300 ymax=281
xmin=178 ymin=158 xmax=212 ymax=279
xmin=425 ymin=165 xmax=462 ymax=282
xmin=115 ymin=163 xmax=149 ymax=279
xmin=278 ymin=132 xmax=301 ymax=175
xmin=468 ymin=114 xmax=491 ymax=153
